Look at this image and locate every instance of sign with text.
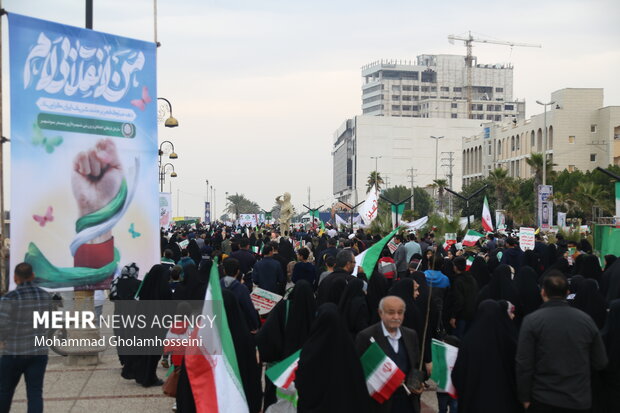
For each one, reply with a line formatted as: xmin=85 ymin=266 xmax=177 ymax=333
xmin=250 ymin=287 xmax=283 ymax=315
xmin=519 ymin=227 xmax=536 ymax=251
xmin=9 ymin=14 xmax=158 ymax=290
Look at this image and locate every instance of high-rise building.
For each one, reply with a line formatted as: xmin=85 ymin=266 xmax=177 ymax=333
xmin=361 ymin=54 xmax=525 ymax=121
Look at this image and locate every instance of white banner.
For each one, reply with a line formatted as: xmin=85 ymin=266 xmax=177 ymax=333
xmin=557 ymin=212 xmax=567 ymax=228
xmin=159 ymin=192 xmax=172 ymax=229
xmin=359 ymin=188 xmax=379 ymax=225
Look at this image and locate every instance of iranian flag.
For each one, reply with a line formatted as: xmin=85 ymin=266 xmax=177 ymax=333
xmin=465 ymin=256 xmax=474 ymax=271
xmin=391 ymin=203 xmax=406 ymax=229
xmin=353 ymin=226 xmax=401 ymax=276
xmin=185 ymin=258 xmax=249 ymax=413
xmin=360 ymin=341 xmax=405 ymax=403
xmin=481 ymin=196 xmax=494 ymax=232
xmin=430 ymin=339 xmax=459 ymax=398
xmin=462 ymin=229 xmax=484 ymax=247
xmin=266 ymin=350 xmax=300 ymax=389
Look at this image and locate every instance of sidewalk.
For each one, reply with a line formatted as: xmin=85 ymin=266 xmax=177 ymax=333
xmin=9 ymin=300 xmax=439 ymax=412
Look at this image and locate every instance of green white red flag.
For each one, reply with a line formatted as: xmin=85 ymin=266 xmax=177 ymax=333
xmin=185 ymin=258 xmax=249 ymax=413
xmin=481 ymin=196 xmax=494 ymax=233
xmin=462 ymin=229 xmax=484 ymax=247
xmin=430 ymin=339 xmax=459 ymax=398
xmin=353 ymin=226 xmax=401 ymax=276
xmin=465 ymin=256 xmax=474 ymax=271
xmin=265 ymin=350 xmax=301 ymax=389
xmin=360 ymin=340 xmax=405 ymax=403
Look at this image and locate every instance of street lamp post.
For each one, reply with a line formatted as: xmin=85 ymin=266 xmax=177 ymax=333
xmin=159 ymin=163 xmax=177 ymax=192
xmin=429 ymin=136 xmax=445 ymax=181
xmin=158 ymin=141 xmax=178 ymax=191
xmin=535 ymin=100 xmax=555 ymax=186
xmin=157 ymin=97 xmax=179 ymax=128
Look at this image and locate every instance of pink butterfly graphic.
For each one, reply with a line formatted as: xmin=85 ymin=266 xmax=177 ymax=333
xmin=33 ymin=206 xmax=54 ymax=227
xmin=130 ymin=86 xmax=152 ymax=111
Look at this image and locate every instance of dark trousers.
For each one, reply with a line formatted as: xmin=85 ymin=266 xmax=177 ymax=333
xmin=0 ymin=354 xmax=48 ymax=413
xmin=437 ymin=392 xmax=457 ymax=413
xmin=528 ymin=400 xmax=589 ymax=413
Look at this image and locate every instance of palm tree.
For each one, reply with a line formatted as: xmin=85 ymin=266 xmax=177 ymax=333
xmin=505 ymin=196 xmax=534 ymax=227
xmin=525 ymin=152 xmax=556 ymax=188
xmin=366 ymin=171 xmax=385 ymax=193
xmin=550 ymin=192 xmax=577 ymax=215
xmin=573 ymin=182 xmax=610 ymax=220
xmin=487 ymin=167 xmax=515 ymax=210
xmin=225 ymin=193 xmax=260 ymax=219
xmin=431 ymin=179 xmax=449 ymax=213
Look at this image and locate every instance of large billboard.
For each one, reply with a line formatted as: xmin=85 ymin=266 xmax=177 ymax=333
xmin=9 ymin=14 xmax=159 ymax=289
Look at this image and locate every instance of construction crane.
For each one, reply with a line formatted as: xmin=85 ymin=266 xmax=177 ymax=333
xmin=448 ymin=31 xmax=541 ymax=119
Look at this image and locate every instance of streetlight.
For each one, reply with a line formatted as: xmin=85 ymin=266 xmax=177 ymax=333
xmin=160 ymin=163 xmax=177 ymax=192
xmin=429 ymin=136 xmax=444 ymax=181
xmin=370 ymin=156 xmax=382 ymax=191
xmin=535 ymin=100 xmax=555 ymax=186
xmin=157 ymin=97 xmax=179 ymax=128
xmin=158 ymin=141 xmax=178 ymax=191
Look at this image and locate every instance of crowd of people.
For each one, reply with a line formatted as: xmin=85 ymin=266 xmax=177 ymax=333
xmin=2 ymin=220 xmax=620 ymax=413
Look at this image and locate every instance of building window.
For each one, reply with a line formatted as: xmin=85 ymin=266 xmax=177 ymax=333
xmin=392 ymin=85 xmax=401 ymax=91
xmin=392 ymin=95 xmax=400 ymax=100
xmin=412 ymin=86 xmax=419 ymax=91
xmin=402 ymin=95 xmax=412 ymax=101
xmin=454 ymin=87 xmax=462 ymax=92
xmin=392 ymin=105 xmax=401 ymax=110
xmin=402 ymin=105 xmax=411 ymax=111
xmin=591 ymin=154 xmax=597 ymax=162
xmin=440 ymin=86 xmax=450 ymax=92
xmin=363 ymin=94 xmax=383 ymax=104
xmin=363 ymin=84 xmax=383 ymax=94
xmin=412 ymin=105 xmax=419 ymax=111
xmin=495 ymin=87 xmax=504 ymax=92
xmin=477 ymin=114 xmax=484 ymax=120
xmin=568 ymin=135 xmax=575 ymax=144
xmin=495 ymin=115 xmax=502 ymax=121
xmin=486 ymin=115 xmax=493 ymax=120
xmin=591 ymin=124 xmax=597 ymax=133
xmin=421 ymin=86 xmax=429 ymax=92
xmin=451 ymin=103 xmax=458 ymax=109
xmin=402 ymin=85 xmax=412 ymax=91
xmin=451 ymin=113 xmax=457 ymax=118
xmin=488 ymin=143 xmax=492 ymax=155
xmin=568 ymin=165 xmax=576 ymax=172
xmin=487 ymin=104 xmax=495 ymax=111
xmin=505 ymin=104 xmax=514 ymax=110
xmin=431 ymin=86 xmax=437 ymax=92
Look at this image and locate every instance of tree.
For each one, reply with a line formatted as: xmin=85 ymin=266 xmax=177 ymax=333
xmin=505 ymin=196 xmax=534 ymax=227
xmin=225 ymin=193 xmax=260 ymax=219
xmin=573 ymin=181 xmax=611 ymax=220
xmin=413 ymin=187 xmax=433 ymax=218
xmin=431 ymin=179 xmax=449 ymax=212
xmin=550 ymin=192 xmax=577 ymax=215
xmin=366 ymin=171 xmax=385 ymax=193
xmin=487 ymin=167 xmax=516 ymax=210
xmin=380 ymin=185 xmax=413 ymax=209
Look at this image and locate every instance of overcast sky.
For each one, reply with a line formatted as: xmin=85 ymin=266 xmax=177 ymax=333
xmin=5 ymin=0 xmax=620 ymax=218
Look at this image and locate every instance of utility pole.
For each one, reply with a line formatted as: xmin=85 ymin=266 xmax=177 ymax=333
xmin=407 ymin=168 xmax=417 ymax=212
xmin=429 ymin=136 xmax=444 ymax=181
xmin=308 ymin=186 xmax=311 ymax=209
xmin=442 ymin=152 xmax=455 ymax=216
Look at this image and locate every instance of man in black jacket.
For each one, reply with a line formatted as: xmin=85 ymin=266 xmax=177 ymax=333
xmin=516 ymin=271 xmax=607 ymax=413
xmin=356 ymin=296 xmax=423 ymax=413
xmin=316 ymin=249 xmax=357 ymax=305
xmin=251 ymin=244 xmax=284 ymax=294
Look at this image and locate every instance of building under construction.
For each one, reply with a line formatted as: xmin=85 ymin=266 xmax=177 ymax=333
xmin=361 ymin=54 xmax=526 ymax=121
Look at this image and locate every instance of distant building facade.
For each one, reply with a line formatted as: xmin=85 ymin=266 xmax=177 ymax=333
xmin=333 ymin=116 xmax=480 ymax=205
xmin=461 ymin=88 xmax=620 ymax=187
xmin=361 ymin=54 xmax=525 ymax=121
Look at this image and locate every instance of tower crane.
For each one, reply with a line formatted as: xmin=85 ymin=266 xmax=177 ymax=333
xmin=448 ymin=31 xmax=541 ymax=119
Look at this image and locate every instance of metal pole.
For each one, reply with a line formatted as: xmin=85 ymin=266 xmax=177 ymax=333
xmin=0 ymin=9 xmax=5 ymax=293
xmin=153 ymin=0 xmax=158 ymax=45
xmin=536 ymin=100 xmax=555 ymax=186
xmin=85 ymin=0 xmax=93 ymax=29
